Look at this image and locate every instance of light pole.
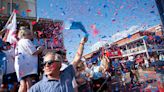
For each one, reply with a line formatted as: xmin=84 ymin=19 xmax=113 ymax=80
xmin=10 ymin=0 xmax=12 ymax=15
xmin=155 ymin=0 xmax=164 ymax=27
xmin=0 ymin=0 xmax=2 ymax=9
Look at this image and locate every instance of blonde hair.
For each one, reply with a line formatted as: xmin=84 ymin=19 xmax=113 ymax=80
xmin=18 ymin=28 xmax=32 ymax=39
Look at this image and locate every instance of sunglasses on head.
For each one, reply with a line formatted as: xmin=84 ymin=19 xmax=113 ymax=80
xmin=42 ymin=60 xmax=60 ymax=66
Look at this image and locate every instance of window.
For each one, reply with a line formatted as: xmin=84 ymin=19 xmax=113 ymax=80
xmin=7 ymin=3 xmax=19 ymax=15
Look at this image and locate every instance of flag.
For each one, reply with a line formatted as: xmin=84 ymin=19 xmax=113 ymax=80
xmin=5 ymin=11 xmax=17 ymax=44
xmin=65 ymin=21 xmax=89 ymax=37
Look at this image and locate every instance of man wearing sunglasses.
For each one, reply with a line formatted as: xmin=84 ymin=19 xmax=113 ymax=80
xmin=30 ymin=37 xmax=88 ymax=92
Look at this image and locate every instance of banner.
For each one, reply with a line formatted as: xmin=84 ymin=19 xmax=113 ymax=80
xmin=106 ymin=49 xmax=122 ymax=57
xmin=5 ymin=11 xmax=17 ymax=44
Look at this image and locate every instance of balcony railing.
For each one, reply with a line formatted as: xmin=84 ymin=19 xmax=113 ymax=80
xmin=121 ymin=44 xmax=164 ymax=56
xmin=147 ymin=44 xmax=164 ymax=51
xmin=121 ymin=45 xmax=146 ymax=56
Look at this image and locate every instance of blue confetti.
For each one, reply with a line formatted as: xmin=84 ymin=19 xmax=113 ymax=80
xmin=103 ymin=5 xmax=108 ymax=8
xmin=127 ymin=34 xmax=132 ymax=38
xmin=101 ymin=35 xmax=107 ymax=38
xmin=150 ymin=11 xmax=155 ymax=14
xmin=88 ymin=8 xmax=91 ymax=12
xmin=21 ymin=11 xmax=26 ymax=17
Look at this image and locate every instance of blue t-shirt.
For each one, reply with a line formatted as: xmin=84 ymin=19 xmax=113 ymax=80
xmin=112 ymin=61 xmax=120 ymax=69
xmin=93 ymin=72 xmax=103 ymax=79
xmin=126 ymin=61 xmax=134 ymax=70
xmin=29 ymin=65 xmax=75 ymax=92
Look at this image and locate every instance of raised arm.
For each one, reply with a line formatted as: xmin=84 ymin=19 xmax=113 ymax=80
xmin=72 ymin=37 xmax=88 ymax=69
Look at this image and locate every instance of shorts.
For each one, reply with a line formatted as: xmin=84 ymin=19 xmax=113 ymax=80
xmin=2 ymin=72 xmax=17 ymax=84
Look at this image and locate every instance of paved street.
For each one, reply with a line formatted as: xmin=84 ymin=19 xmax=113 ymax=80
xmin=108 ymin=68 xmax=164 ymax=92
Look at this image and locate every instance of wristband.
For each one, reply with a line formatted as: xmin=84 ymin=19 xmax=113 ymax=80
xmin=80 ymin=42 xmax=84 ymax=45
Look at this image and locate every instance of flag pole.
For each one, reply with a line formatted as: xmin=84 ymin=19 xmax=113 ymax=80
xmin=2 ymin=10 xmax=15 ymax=41
xmin=5 ymin=10 xmax=15 ymax=27
xmin=0 ymin=11 xmax=14 ymax=35
xmin=29 ymin=21 xmax=33 ymax=33
xmin=10 ymin=0 xmax=13 ymax=15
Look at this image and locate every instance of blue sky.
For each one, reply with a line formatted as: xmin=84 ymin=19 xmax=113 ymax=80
xmin=37 ymin=0 xmax=161 ymax=61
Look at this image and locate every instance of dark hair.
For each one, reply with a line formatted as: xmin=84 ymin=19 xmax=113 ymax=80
xmin=45 ymin=50 xmax=66 ymax=56
xmin=0 ymin=39 xmax=8 ymax=50
xmin=56 ymin=50 xmax=66 ymax=55
xmin=5 ymin=42 xmax=11 ymax=46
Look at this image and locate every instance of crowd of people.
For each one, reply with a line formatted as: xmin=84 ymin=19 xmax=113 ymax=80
xmin=74 ymin=51 xmax=164 ymax=92
xmin=0 ymin=26 xmax=164 ymax=92
xmin=0 ymin=25 xmax=89 ymax=92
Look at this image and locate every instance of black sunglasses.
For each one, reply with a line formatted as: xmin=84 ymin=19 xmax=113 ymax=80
xmin=42 ymin=60 xmax=60 ymax=66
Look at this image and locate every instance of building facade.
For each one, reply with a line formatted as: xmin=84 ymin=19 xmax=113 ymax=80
xmin=83 ymin=25 xmax=164 ymax=61
xmin=112 ymin=25 xmax=164 ymax=59
xmin=0 ymin=0 xmax=36 ymax=17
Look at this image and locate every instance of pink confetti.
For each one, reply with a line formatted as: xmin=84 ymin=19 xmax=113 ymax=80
xmin=0 ymin=6 xmax=5 ymax=11
xmin=26 ymin=9 xmax=32 ymax=13
xmin=148 ymin=35 xmax=153 ymax=40
xmin=93 ymin=29 xmax=99 ymax=36
xmin=2 ymin=6 xmax=5 ymax=10
xmin=37 ymin=31 xmax=43 ymax=37
xmin=53 ymin=37 xmax=58 ymax=45
xmin=90 ymin=24 xmax=99 ymax=36
xmin=114 ymin=12 xmax=118 ymax=16
xmin=14 ymin=10 xmax=19 ymax=14
xmin=141 ymin=8 xmax=144 ymax=12
xmin=120 ymin=5 xmax=124 ymax=9
xmin=97 ymin=10 xmax=101 ymax=15
xmin=32 ymin=21 xmax=37 ymax=25
xmin=91 ymin=24 xmax=96 ymax=29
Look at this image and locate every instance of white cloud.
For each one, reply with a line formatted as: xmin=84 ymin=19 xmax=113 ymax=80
xmin=111 ymin=25 xmax=143 ymax=41
xmin=90 ymin=25 xmax=144 ymax=52
xmin=91 ymin=41 xmax=108 ymax=51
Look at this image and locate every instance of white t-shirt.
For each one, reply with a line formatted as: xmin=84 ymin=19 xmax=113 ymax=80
xmin=15 ymin=39 xmax=38 ymax=81
xmin=91 ymin=65 xmax=100 ymax=73
xmin=3 ymin=48 xmax=15 ymax=74
xmin=60 ymin=63 xmax=69 ymax=71
xmin=121 ymin=60 xmax=126 ymax=63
